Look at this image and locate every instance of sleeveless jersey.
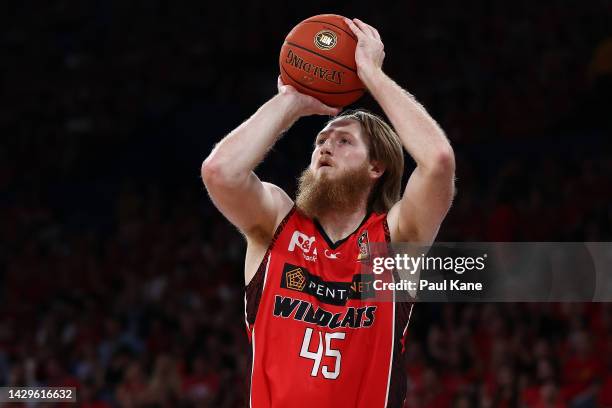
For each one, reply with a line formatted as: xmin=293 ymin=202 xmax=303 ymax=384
xmin=245 ymin=207 xmax=413 ymax=407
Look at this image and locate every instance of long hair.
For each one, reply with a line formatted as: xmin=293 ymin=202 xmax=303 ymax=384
xmin=327 ymin=109 xmax=404 ymax=213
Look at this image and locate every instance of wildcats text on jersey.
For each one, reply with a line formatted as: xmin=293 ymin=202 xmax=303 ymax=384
xmin=273 ymin=295 xmax=376 ymax=329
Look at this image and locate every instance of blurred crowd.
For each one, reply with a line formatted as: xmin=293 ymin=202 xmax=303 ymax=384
xmin=1 ymin=0 xmax=611 ymax=407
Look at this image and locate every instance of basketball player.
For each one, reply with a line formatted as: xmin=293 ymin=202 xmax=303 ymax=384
xmin=202 ymin=18 xmax=455 ymax=407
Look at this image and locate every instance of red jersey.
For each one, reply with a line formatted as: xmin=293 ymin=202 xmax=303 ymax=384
xmin=245 ymin=206 xmax=413 ymax=407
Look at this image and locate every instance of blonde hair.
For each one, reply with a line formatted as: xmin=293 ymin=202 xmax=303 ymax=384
xmin=327 ymin=110 xmax=404 ymax=213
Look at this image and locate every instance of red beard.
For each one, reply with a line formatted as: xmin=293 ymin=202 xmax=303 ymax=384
xmin=295 ymin=162 xmax=372 ymax=219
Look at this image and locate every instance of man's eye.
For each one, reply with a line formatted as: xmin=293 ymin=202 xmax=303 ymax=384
xmin=340 ymin=138 xmax=349 ymax=144
xmin=317 ymin=138 xmax=326 ymax=145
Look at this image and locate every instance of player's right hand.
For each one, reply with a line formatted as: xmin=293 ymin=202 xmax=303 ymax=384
xmin=277 ymin=76 xmax=341 ymax=117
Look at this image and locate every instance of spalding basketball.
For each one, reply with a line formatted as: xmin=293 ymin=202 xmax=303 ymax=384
xmin=279 ymin=14 xmax=365 ymax=107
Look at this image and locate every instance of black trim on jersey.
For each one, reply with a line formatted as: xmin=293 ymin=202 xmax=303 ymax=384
xmin=383 ymin=217 xmax=391 ymax=243
xmin=386 ymin=301 xmax=413 ymax=408
xmin=313 ymin=212 xmax=371 ymax=249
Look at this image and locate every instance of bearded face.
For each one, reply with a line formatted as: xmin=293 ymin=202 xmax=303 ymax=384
xmin=295 ymin=160 xmax=373 ymax=219
xmin=295 ymin=118 xmax=384 ymax=219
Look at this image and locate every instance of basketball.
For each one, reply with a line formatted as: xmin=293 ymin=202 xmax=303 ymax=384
xmin=279 ymin=14 xmax=365 ymax=107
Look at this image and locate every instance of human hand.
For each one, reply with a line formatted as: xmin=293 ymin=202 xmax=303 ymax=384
xmin=344 ymin=18 xmax=385 ymax=81
xmin=277 ymin=76 xmax=341 ymax=117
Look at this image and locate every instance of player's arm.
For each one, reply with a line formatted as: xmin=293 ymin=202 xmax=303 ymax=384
xmin=202 ymin=79 xmax=340 ymax=243
xmin=345 ymin=18 xmax=455 ymax=244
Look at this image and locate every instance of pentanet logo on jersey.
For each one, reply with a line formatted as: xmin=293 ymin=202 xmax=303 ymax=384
xmin=280 ymin=263 xmax=375 ymax=305
xmin=288 ymin=230 xmax=317 ymax=262
xmin=285 ymin=267 xmax=307 ymax=291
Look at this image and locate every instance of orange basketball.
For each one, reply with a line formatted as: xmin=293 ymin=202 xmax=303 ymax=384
xmin=279 ymin=14 xmax=365 ymax=107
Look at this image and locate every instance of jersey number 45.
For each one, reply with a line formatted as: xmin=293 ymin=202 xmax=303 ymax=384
xmin=299 ymin=327 xmax=346 ymax=380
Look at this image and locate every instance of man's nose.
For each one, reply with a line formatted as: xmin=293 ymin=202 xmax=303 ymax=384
xmin=320 ymin=139 xmax=333 ymax=155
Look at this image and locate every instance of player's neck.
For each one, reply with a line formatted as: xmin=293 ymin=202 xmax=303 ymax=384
xmin=315 ymin=206 xmax=368 ymax=244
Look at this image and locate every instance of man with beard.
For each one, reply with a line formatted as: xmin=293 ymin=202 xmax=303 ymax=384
xmin=202 ymin=18 xmax=455 ymax=408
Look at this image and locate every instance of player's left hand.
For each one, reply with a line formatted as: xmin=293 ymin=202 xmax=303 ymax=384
xmin=344 ymin=18 xmax=385 ymax=81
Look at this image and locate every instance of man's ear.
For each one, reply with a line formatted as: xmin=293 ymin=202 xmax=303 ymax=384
xmin=369 ymin=160 xmax=385 ymax=180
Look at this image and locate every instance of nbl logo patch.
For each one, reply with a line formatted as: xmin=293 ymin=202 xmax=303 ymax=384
xmin=280 ymin=263 xmax=375 ymax=305
xmin=314 ymin=30 xmax=338 ymax=50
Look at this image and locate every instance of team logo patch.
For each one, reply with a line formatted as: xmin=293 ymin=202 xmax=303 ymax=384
xmin=280 ymin=263 xmax=375 ymax=305
xmin=314 ymin=30 xmax=337 ymax=50
xmin=357 ymin=230 xmax=370 ymax=262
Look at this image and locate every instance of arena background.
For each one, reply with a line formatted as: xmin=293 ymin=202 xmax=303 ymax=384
xmin=1 ymin=0 xmax=611 ymax=407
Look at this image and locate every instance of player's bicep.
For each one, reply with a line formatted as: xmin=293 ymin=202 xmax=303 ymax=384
xmin=205 ymin=171 xmax=293 ymax=241
xmin=388 ymin=165 xmax=455 ymax=244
